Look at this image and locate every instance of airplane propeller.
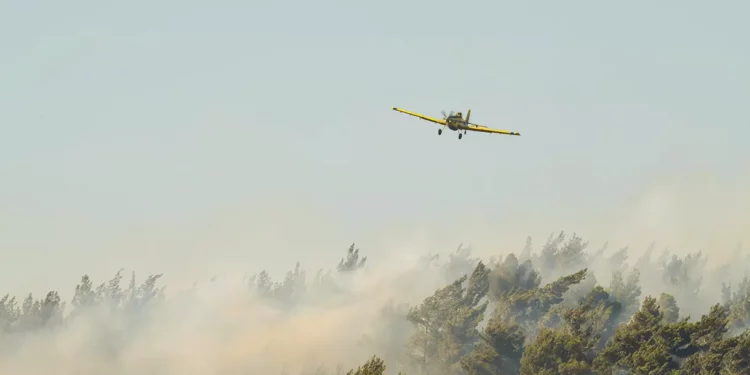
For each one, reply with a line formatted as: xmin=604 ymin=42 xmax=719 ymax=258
xmin=440 ymin=110 xmax=455 ymax=119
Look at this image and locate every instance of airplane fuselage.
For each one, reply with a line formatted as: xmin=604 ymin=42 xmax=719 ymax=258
xmin=446 ymin=117 xmax=465 ymax=131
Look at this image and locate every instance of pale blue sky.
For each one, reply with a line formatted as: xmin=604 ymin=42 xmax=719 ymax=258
xmin=2 ymin=1 xmax=749 ymax=296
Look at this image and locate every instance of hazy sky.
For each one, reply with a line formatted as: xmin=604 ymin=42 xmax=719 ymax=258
xmin=2 ymin=1 xmax=749 ymax=297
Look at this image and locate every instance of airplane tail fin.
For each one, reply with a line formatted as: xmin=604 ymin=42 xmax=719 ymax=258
xmin=465 ymin=109 xmax=471 ymax=125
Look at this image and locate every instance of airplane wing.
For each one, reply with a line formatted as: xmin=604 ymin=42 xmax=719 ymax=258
xmin=392 ymin=107 xmax=446 ymax=125
xmin=466 ymin=123 xmax=520 ymax=136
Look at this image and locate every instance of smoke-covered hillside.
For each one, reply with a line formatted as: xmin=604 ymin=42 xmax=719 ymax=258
xmin=2 ymin=234 xmax=749 ymax=374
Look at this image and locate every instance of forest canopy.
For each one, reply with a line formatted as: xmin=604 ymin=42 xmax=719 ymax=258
xmin=1 ymin=233 xmax=750 ymax=374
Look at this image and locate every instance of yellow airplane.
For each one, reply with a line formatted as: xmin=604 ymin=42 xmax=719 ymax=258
xmin=392 ymin=107 xmax=520 ymax=140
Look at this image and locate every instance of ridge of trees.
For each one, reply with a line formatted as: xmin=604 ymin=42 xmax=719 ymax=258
xmin=2 ymin=234 xmax=750 ymax=374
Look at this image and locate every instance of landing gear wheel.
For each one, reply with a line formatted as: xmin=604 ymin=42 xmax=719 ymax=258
xmin=458 ymin=133 xmax=463 ymax=140
xmin=438 ymin=129 xmax=442 ymax=135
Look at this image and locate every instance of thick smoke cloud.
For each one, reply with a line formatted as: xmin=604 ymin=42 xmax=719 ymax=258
xmin=1 ymin=231 xmax=749 ymax=374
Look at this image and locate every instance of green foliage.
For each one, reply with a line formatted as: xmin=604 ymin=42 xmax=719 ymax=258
xmin=346 ymin=356 xmax=387 ymax=375
xmin=724 ymin=276 xmax=750 ymax=333
xmin=405 ymin=262 xmax=490 ymax=374
xmin=721 ymin=331 xmax=750 ymax=374
xmin=460 ymin=313 xmax=525 ymax=375
xmin=2 ymin=231 xmax=749 ymax=375
xmin=658 ymin=293 xmax=680 ymax=323
xmin=608 ymin=268 xmax=642 ymax=319
xmin=594 ymin=296 xmax=673 ymax=373
xmin=504 ymin=268 xmax=588 ymax=328
xmin=488 ymin=254 xmax=541 ymax=302
xmin=565 ymin=286 xmax=622 ymax=349
xmin=594 ymin=297 xmax=733 ymax=374
xmin=519 ymin=328 xmax=594 ymax=375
